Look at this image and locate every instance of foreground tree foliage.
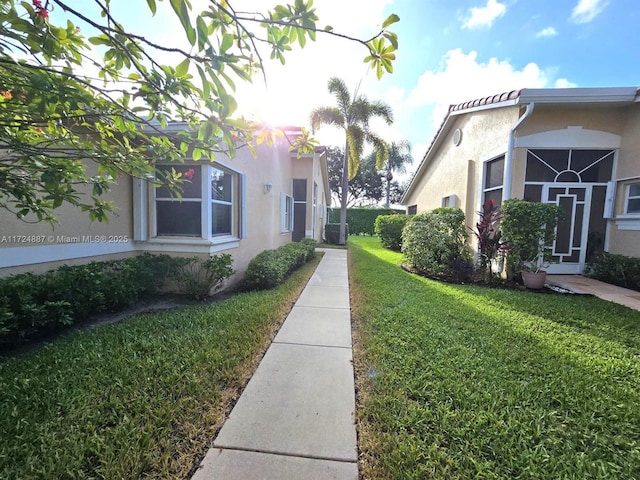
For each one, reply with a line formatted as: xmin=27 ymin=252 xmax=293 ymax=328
xmin=0 ymin=0 xmax=398 ymax=223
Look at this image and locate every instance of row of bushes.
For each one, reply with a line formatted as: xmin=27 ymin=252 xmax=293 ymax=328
xmin=243 ymin=238 xmax=317 ymax=290
xmin=1 ymin=238 xmax=320 ymax=346
xmin=587 ymin=252 xmax=640 ymax=292
xmin=328 ymin=208 xmax=404 ymax=235
xmin=0 ymin=254 xmax=174 ymax=344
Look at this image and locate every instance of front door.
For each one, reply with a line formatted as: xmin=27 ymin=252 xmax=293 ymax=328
xmin=542 ymin=184 xmax=592 ymax=274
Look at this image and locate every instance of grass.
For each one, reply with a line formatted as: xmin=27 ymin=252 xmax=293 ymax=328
xmin=0 ymin=254 xmax=321 ymax=480
xmin=349 ymin=236 xmax=640 ymax=479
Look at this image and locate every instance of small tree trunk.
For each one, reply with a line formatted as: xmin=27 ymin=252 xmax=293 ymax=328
xmin=385 ymin=169 xmax=392 ymax=208
xmin=339 ymin=143 xmax=349 ymax=245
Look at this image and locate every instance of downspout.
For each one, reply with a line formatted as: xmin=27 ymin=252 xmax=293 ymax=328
xmin=503 ymin=102 xmax=535 ymax=200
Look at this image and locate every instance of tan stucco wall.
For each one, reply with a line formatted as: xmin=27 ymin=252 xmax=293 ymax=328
xmin=1 ymin=134 xmax=331 ymax=283
xmin=404 ymin=106 xmax=518 ymax=227
xmin=618 ymin=105 xmax=640 ymax=180
xmin=0 ymin=165 xmax=133 ymax=247
xmin=516 ymin=105 xmax=629 ymax=138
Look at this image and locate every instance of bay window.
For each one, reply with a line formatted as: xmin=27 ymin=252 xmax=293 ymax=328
xmin=153 ymin=163 xmax=244 ymax=241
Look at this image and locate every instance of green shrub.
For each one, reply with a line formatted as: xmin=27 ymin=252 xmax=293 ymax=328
xmin=328 ymin=208 xmax=404 ymax=235
xmin=401 ymin=207 xmax=471 ymax=275
xmin=586 ymin=252 xmax=640 ymax=292
xmin=169 ymin=254 xmax=235 ymax=300
xmin=374 ymin=214 xmax=409 ymax=250
xmin=501 ymin=199 xmax=562 ymax=275
xmin=0 ymin=253 xmax=173 ymax=345
xmin=325 ymin=223 xmax=348 ymax=244
xmin=244 ymin=239 xmax=317 ymax=290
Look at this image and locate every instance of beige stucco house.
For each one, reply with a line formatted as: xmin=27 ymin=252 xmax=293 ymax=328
xmin=0 ymin=125 xmax=330 ymax=284
xmin=402 ymin=87 xmax=640 ymax=274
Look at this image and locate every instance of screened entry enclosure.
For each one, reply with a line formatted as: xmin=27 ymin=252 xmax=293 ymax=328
xmin=523 ymin=149 xmax=614 ymax=274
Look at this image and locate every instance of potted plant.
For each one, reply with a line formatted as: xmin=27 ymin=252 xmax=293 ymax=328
xmin=501 ymin=199 xmax=562 ymax=289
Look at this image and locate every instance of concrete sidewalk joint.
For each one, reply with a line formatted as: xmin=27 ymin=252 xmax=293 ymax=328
xmin=191 ymin=248 xmax=358 ymax=480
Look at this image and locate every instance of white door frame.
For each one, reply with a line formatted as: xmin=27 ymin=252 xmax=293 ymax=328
xmin=542 ymin=183 xmax=592 ymax=274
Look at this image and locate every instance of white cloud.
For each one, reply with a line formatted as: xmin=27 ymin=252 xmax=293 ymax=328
xmin=570 ymin=0 xmax=609 ymax=23
xmin=406 ymin=49 xmax=574 ymax=128
xmin=462 ymin=0 xmax=507 ymax=29
xmin=554 ymin=78 xmax=578 ymax=88
xmin=536 ymin=27 xmax=558 ymax=38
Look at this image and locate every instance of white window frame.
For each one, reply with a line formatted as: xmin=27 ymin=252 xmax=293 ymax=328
xmin=281 ymin=192 xmax=294 ymax=233
xmin=441 ymin=195 xmax=456 ymax=208
xmin=144 ymin=162 xmax=245 ymax=252
xmin=624 ymin=182 xmax=640 ymax=215
xmin=210 ymin=167 xmax=234 ymax=237
xmin=481 ymin=155 xmax=505 ymax=207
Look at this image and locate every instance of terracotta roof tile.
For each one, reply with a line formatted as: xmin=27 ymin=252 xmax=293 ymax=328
xmin=449 ymin=89 xmax=521 ymax=113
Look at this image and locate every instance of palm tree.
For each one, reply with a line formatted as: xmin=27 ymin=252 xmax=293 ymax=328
xmin=310 ymin=77 xmax=393 ymax=244
xmin=381 ymin=140 xmax=412 ymax=208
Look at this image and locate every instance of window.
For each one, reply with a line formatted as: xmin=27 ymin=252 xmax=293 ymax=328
xmin=483 ymin=156 xmax=504 ymax=207
xmin=281 ymin=193 xmax=294 ymax=232
xmin=156 ymin=165 xmax=202 ymax=236
xmin=626 ymin=183 xmax=640 ymax=214
xmin=154 ymin=164 xmax=242 ymax=240
xmin=407 ymin=205 xmax=417 ymax=215
xmin=441 ymin=195 xmax=456 ymax=208
xmin=211 ymin=168 xmax=233 ymax=236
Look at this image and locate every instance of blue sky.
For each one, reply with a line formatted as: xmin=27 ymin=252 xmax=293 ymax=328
xmin=57 ymin=0 xmax=640 ymax=177
xmin=224 ymin=0 xmax=640 ymax=177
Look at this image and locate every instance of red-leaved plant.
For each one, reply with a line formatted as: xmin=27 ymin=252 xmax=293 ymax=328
xmin=472 ymin=199 xmax=503 ymax=283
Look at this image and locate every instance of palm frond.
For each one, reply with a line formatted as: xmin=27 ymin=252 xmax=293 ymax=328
xmin=309 ymin=107 xmax=344 ymax=133
xmin=366 ymin=132 xmax=390 ymax=170
xmin=386 ymin=140 xmax=412 ymax=173
xmin=347 ymin=125 xmax=365 ymax=180
xmin=327 ymin=77 xmax=351 ymax=117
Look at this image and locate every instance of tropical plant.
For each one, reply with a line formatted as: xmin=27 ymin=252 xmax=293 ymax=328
xmin=310 ymin=77 xmax=393 ymax=244
xmin=0 ymin=1 xmax=399 ymax=223
xmin=380 ymin=140 xmax=412 ymax=207
xmin=501 ymin=199 xmax=562 ymax=276
xmin=169 ymin=254 xmax=235 ymax=300
xmin=471 ymin=199 xmax=503 ymax=283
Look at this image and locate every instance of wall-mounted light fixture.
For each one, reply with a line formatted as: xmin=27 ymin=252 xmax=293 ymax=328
xmin=264 ymin=181 xmax=273 ymax=194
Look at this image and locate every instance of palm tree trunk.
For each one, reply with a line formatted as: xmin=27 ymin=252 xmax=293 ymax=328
xmin=385 ymin=179 xmax=391 ymax=208
xmin=339 ymin=141 xmax=349 ymax=244
xmin=385 ymin=168 xmax=392 ymax=208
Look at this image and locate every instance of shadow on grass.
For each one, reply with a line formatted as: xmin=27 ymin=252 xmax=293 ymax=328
xmin=349 ymin=237 xmax=640 ymax=480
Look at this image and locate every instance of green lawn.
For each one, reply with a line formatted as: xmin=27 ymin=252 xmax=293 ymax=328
xmin=350 ymin=236 xmax=640 ymax=479
xmin=0 ymin=255 xmax=320 ymax=480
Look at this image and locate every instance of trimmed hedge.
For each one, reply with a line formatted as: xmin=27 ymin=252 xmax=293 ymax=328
xmin=325 ymin=223 xmax=349 ymax=245
xmin=587 ymin=252 xmax=640 ymax=292
xmin=243 ymin=238 xmax=317 ymax=290
xmin=328 ymin=208 xmax=404 ymax=235
xmin=374 ymin=214 xmax=409 ymax=250
xmin=0 ymin=254 xmax=174 ymax=345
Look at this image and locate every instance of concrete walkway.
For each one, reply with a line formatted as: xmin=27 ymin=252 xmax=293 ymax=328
xmin=191 ymin=248 xmax=358 ymax=480
xmin=547 ymin=275 xmax=640 ymax=312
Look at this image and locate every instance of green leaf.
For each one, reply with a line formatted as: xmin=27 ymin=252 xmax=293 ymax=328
xmin=170 ymin=0 xmax=196 ymax=46
xmin=382 ymin=13 xmax=400 ymax=29
xmin=220 ymin=33 xmax=234 ymax=52
xmin=175 ymin=58 xmax=190 ymax=77
xmin=146 ymin=0 xmax=157 ymax=15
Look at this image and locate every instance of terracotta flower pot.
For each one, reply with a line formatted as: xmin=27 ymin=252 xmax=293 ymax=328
xmin=521 ymin=271 xmax=547 ymax=290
